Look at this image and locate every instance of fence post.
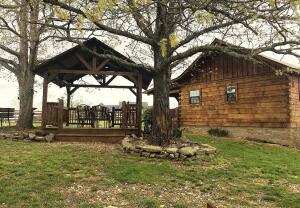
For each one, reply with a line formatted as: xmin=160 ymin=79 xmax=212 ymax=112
xmin=58 ymin=99 xmax=64 ymax=129
xmin=121 ymin=101 xmax=127 ymax=128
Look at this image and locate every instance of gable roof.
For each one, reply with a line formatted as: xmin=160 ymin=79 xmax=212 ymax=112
xmin=173 ymin=38 xmax=300 ymax=84
xmin=35 ymin=38 xmax=153 ymax=90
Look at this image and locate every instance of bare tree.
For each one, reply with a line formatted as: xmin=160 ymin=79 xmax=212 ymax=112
xmin=42 ymin=0 xmax=300 ymax=144
xmin=0 ymin=0 xmax=72 ymax=128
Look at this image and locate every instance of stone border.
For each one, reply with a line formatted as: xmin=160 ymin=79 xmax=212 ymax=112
xmin=121 ymin=136 xmax=216 ymax=161
xmin=0 ymin=130 xmax=55 ymax=143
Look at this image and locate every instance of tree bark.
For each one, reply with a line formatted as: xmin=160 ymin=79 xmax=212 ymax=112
xmin=17 ymin=69 xmax=35 ymax=129
xmin=151 ymin=49 xmax=171 ymax=145
xmin=16 ymin=0 xmax=36 ymax=129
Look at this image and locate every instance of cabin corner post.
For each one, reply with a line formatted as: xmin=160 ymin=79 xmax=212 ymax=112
xmin=41 ymin=73 xmax=49 ymax=129
xmin=136 ymin=74 xmax=143 ymax=137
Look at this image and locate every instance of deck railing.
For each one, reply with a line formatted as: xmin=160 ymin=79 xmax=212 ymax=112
xmin=44 ymin=100 xmax=137 ymax=129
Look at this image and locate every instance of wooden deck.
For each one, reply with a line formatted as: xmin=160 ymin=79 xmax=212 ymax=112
xmin=45 ymin=127 xmax=139 ymax=143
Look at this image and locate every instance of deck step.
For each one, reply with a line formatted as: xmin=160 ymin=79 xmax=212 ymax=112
xmin=55 ymin=134 xmax=125 ymax=143
xmin=56 ymin=128 xmax=138 ymax=135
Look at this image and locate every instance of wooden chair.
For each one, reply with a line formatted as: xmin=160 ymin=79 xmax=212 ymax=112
xmin=76 ymin=104 xmax=91 ymax=128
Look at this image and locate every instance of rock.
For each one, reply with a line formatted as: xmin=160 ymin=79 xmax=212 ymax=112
xmin=0 ymin=133 xmax=5 ymax=140
xmin=131 ymin=134 xmax=139 ymax=140
xmin=204 ymin=147 xmax=217 ymax=155
xmin=197 ymin=149 xmax=206 ymax=156
xmin=150 ymin=154 xmax=156 ymax=158
xmin=141 ymin=152 xmax=150 ymax=157
xmin=13 ymin=133 xmax=23 ymax=140
xmin=34 ymin=136 xmax=45 ymax=142
xmin=179 ymin=146 xmax=199 ymax=156
xmin=14 ymin=136 xmax=23 ymax=140
xmin=165 ymin=147 xmax=178 ymax=154
xmin=169 ymin=154 xmax=175 ymax=159
xmin=121 ymin=138 xmax=135 ymax=151
xmin=141 ymin=145 xmax=163 ymax=153
xmin=22 ymin=132 xmax=29 ymax=138
xmin=45 ymin=133 xmax=55 ymax=143
xmin=28 ymin=133 xmax=36 ymax=140
xmin=180 ymin=154 xmax=187 ymax=160
xmin=35 ymin=130 xmax=47 ymax=136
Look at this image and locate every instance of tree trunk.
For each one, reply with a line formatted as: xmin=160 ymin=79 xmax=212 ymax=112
xmin=151 ymin=52 xmax=171 ymax=145
xmin=17 ymin=69 xmax=34 ymax=129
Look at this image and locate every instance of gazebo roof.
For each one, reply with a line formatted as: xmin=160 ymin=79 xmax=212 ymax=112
xmin=35 ymin=38 xmax=153 ymax=90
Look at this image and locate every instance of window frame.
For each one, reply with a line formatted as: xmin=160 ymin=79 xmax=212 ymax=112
xmin=225 ymin=84 xmax=238 ymax=103
xmin=189 ymin=89 xmax=202 ymax=105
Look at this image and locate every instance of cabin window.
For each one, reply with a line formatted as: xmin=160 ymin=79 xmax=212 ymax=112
xmin=226 ymin=84 xmax=237 ymax=103
xmin=189 ymin=90 xmax=201 ymax=104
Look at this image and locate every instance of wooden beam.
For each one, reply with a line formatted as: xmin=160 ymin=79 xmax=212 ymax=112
xmin=105 ymin=75 xmax=116 ymax=85
xmin=49 ymin=69 xmax=137 ymax=76
xmin=126 ymin=74 xmax=138 ymax=85
xmin=96 ymin=59 xmax=110 ymax=71
xmin=76 ymin=53 xmax=92 ymax=71
xmin=48 ymin=72 xmax=58 ymax=83
xmin=57 ymin=99 xmax=64 ymax=129
xmin=41 ymin=74 xmax=49 ymax=129
xmin=129 ymin=88 xmax=137 ymax=96
xmin=136 ymin=74 xmax=143 ymax=136
xmin=70 ymin=86 xmax=79 ymax=95
xmin=68 ymin=84 xmax=135 ymax=89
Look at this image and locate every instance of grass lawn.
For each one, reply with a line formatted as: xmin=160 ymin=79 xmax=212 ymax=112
xmin=0 ymin=135 xmax=299 ymax=208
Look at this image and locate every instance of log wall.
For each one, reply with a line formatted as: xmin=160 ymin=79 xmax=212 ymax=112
xmin=178 ymin=53 xmax=292 ymax=128
xmin=289 ymin=76 xmax=300 ymax=127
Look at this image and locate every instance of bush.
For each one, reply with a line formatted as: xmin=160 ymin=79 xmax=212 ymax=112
xmin=172 ymin=128 xmax=183 ymax=139
xmin=208 ymin=128 xmax=229 ymax=137
xmin=143 ymin=107 xmax=153 ymax=121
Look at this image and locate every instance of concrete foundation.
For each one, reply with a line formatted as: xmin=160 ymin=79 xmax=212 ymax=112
xmin=183 ymin=126 xmax=300 ymax=148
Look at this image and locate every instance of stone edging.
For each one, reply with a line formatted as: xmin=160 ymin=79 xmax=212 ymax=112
xmin=0 ymin=130 xmax=55 ymax=143
xmin=121 ymin=136 xmax=216 ymax=161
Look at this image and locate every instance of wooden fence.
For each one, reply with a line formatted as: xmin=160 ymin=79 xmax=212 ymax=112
xmin=0 ymin=109 xmax=42 ymax=127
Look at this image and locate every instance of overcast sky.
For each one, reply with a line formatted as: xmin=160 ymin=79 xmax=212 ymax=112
xmin=0 ymin=73 xmax=179 ymax=110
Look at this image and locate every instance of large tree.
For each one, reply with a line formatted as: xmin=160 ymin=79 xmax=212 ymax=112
xmin=0 ymin=0 xmax=52 ymax=128
xmin=43 ymin=0 xmax=300 ymax=145
xmin=0 ymin=0 xmax=79 ymax=128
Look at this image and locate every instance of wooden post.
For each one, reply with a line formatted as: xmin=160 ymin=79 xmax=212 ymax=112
xmin=41 ymin=74 xmax=49 ymax=129
xmin=66 ymin=87 xmax=71 ymax=126
xmin=58 ymin=99 xmax=64 ymax=129
xmin=121 ymin=101 xmax=127 ymax=128
xmin=136 ymin=74 xmax=143 ymax=136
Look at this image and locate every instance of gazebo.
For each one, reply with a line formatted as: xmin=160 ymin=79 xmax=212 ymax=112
xmin=35 ymin=38 xmax=152 ymax=142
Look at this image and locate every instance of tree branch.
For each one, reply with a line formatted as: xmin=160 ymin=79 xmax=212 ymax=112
xmin=0 ymin=57 xmax=18 ymax=75
xmin=42 ymin=0 xmax=156 ymax=46
xmin=0 ymin=44 xmax=20 ymax=57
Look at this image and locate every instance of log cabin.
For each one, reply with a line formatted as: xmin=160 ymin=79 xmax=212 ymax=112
xmin=150 ymin=39 xmax=300 ymax=147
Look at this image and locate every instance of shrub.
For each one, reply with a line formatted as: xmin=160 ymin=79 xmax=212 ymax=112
xmin=143 ymin=107 xmax=153 ymax=121
xmin=173 ymin=128 xmax=183 ymax=139
xmin=208 ymin=128 xmax=229 ymax=137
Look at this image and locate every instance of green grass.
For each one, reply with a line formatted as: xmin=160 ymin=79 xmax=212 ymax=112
xmin=0 ymin=135 xmax=299 ymax=207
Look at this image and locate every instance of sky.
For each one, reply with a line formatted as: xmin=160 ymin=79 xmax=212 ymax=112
xmin=0 ymin=72 xmax=179 ymax=110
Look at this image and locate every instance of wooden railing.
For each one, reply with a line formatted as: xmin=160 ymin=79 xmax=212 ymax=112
xmin=43 ymin=100 xmax=138 ymax=129
xmin=44 ymin=99 xmax=64 ymax=128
